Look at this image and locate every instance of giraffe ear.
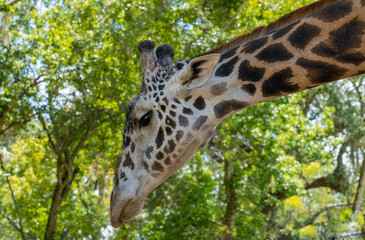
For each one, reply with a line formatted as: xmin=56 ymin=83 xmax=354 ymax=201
xmin=179 ymin=54 xmax=221 ymax=89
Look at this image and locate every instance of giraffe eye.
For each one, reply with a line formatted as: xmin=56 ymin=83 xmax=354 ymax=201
xmin=138 ymin=111 xmax=153 ymax=127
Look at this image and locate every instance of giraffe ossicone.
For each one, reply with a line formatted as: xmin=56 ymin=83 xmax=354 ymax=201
xmin=110 ymin=0 xmax=365 ymax=227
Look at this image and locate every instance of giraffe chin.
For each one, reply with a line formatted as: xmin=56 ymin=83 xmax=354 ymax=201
xmin=110 ymin=197 xmax=143 ymax=228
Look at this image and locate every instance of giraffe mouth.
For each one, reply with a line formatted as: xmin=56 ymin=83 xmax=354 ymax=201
xmin=110 ymin=140 xmax=202 ymax=228
xmin=110 ymin=196 xmax=143 ymax=227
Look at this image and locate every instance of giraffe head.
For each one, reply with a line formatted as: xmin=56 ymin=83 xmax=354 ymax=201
xmin=110 ymin=40 xmax=221 ymax=227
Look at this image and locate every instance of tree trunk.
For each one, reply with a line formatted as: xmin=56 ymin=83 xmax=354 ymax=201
xmin=224 ymin=159 xmax=235 ymax=240
xmin=44 ymin=184 xmax=64 ymax=240
xmin=44 ymin=167 xmax=75 ymax=240
xmin=353 ymin=156 xmax=365 ymax=220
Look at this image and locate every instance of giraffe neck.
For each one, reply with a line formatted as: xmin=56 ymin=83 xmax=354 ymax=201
xmin=206 ymin=0 xmax=365 ymax=121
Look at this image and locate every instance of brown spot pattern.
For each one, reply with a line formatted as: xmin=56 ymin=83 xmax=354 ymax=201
xmin=296 ymin=58 xmax=347 ymax=83
xmin=288 ymin=23 xmax=320 ymax=49
xmin=176 ymin=130 xmax=184 ymax=141
xmin=242 ymin=36 xmax=268 ymax=54
xmin=155 ymin=127 xmax=165 ymax=149
xmin=241 ymin=84 xmax=256 ymax=96
xmin=256 ymin=43 xmax=293 ymax=63
xmin=193 ymin=96 xmax=206 ymax=110
xmin=336 ymin=53 xmax=365 ymax=65
xmin=215 ymin=56 xmax=239 ymax=77
xmin=156 ymin=152 xmax=164 ymax=160
xmin=262 ymin=68 xmax=299 ymax=97
xmin=178 ymin=115 xmax=189 ymax=127
xmin=313 ymin=18 xmax=365 ymax=58
xmin=152 ymin=162 xmax=164 ymax=172
xmin=164 ymin=157 xmax=171 ymax=165
xmin=312 ymin=0 xmax=353 ymax=22
xmin=272 ymin=21 xmax=299 ymax=40
xmin=238 ymin=60 xmax=265 ymax=82
xmin=214 ymin=100 xmax=248 ymax=119
xmin=193 ymin=116 xmax=208 ymax=131
xmin=123 ymin=153 xmax=134 ymax=170
xmin=210 ymin=82 xmax=228 ymax=96
xmin=220 ymin=47 xmax=239 ymax=61
xmin=146 ymin=146 xmax=154 ymax=159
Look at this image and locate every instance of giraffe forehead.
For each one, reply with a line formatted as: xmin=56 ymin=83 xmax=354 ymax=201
xmin=123 ymin=59 xmax=191 ymax=136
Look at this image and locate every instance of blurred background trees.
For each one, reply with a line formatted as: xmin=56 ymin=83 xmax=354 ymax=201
xmin=1 ymin=0 xmax=365 ymax=239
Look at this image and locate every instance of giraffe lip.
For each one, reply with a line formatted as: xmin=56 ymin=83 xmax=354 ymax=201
xmin=110 ymin=197 xmax=143 ymax=228
xmin=110 ymin=197 xmax=131 ymax=227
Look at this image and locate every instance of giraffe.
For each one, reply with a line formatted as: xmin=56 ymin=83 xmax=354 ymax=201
xmin=110 ymin=0 xmax=365 ymax=227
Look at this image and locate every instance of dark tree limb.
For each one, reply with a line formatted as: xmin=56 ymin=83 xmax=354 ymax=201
xmin=302 ymin=88 xmax=320 ymax=116
xmin=5 ymin=215 xmax=36 ymax=239
xmin=37 ymin=111 xmax=58 ymax=154
xmin=61 ymin=109 xmax=93 ymax=152
xmin=223 ymin=1 xmax=247 ymax=30
xmin=336 ymin=140 xmax=349 ymax=168
xmin=264 ymin=168 xmax=347 ymax=216
xmin=70 ymin=120 xmax=105 ymax=161
xmin=0 ymin=115 xmax=34 ymax=135
xmin=224 ymin=158 xmax=235 ymax=240
xmin=304 ymin=140 xmax=349 ymax=194
xmin=261 ymin=191 xmax=289 ymax=215
xmin=304 ymin=174 xmax=346 ymax=193
xmin=353 ymin=150 xmax=365 ymax=220
xmin=0 ymin=75 xmax=45 ymax=132
xmin=44 ymin=169 xmax=77 ymax=240
xmin=277 ymin=202 xmax=351 ymax=240
xmin=8 ymin=0 xmax=22 ymax=6
xmin=295 ymin=202 xmax=351 ymax=230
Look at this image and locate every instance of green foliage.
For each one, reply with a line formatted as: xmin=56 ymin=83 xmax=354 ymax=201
xmin=1 ymin=0 xmax=365 ymax=239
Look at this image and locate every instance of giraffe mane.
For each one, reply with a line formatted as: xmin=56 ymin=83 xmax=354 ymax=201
xmin=202 ymin=0 xmax=337 ymax=55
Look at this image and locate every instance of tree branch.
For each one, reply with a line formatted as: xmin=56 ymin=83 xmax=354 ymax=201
xmin=336 ymin=140 xmax=349 ymax=168
xmin=8 ymin=0 xmax=22 ymax=6
xmin=295 ymin=202 xmax=351 ymax=230
xmin=70 ymin=120 xmax=105 ymax=161
xmin=265 ymin=166 xmax=348 ymax=215
xmin=56 ymin=160 xmax=63 ymax=187
xmin=223 ymin=1 xmax=247 ymax=30
xmin=353 ymin=149 xmax=365 ymax=219
xmin=37 ymin=111 xmax=58 ymax=154
xmin=304 ymin=140 xmax=350 ymax=193
xmin=0 ymin=75 xmax=45 ymax=129
xmin=0 ymin=158 xmax=26 ymax=240
xmin=17 ymin=75 xmax=45 ymax=102
xmin=302 ymin=88 xmax=320 ymax=116
xmin=304 ymin=174 xmax=345 ymax=193
xmin=262 ymin=191 xmax=289 ymax=215
xmin=277 ymin=202 xmax=352 ymax=239
xmin=61 ymin=109 xmax=93 ymax=152
xmin=0 ymin=115 xmax=34 ymax=135
xmin=224 ymin=158 xmax=235 ymax=240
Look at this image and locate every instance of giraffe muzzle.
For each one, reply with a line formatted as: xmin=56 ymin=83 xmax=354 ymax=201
xmin=110 ymin=188 xmax=143 ymax=227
